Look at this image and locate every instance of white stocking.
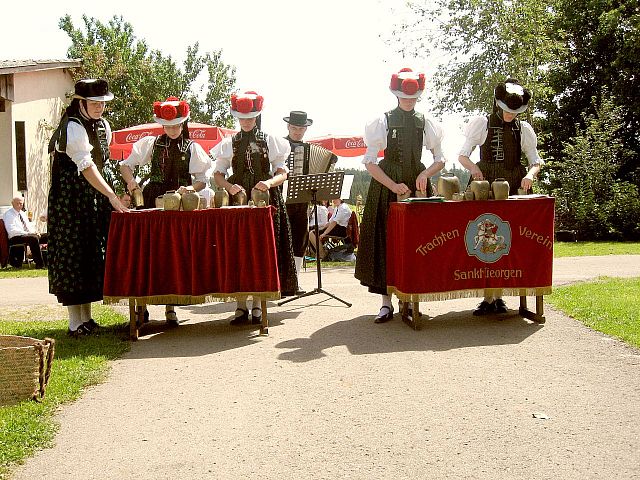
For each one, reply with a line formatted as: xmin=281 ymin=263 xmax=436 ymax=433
xmin=250 ymin=297 xmax=262 ymax=317
xmin=294 ymin=256 xmax=303 ymax=276
xmin=80 ymin=303 xmax=92 ymax=323
xmin=68 ymin=305 xmax=83 ymax=331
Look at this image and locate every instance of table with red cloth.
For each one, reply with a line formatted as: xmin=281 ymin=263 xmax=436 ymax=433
xmin=103 ymin=207 xmax=280 ymax=338
xmin=386 ymin=196 xmax=555 ymax=328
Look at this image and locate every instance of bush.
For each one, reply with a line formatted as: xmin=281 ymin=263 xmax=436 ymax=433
xmin=547 ymin=93 xmax=640 ymax=240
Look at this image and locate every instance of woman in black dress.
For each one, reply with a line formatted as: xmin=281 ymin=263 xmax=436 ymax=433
xmin=47 ymin=79 xmax=128 ymax=337
xmin=354 ymin=68 xmax=445 ymax=324
xmin=212 ymin=91 xmax=297 ymax=325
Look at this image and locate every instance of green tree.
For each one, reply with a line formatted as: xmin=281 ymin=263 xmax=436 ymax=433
xmin=340 ymin=168 xmax=372 ymax=204
xmin=540 ymin=0 xmax=640 ymax=182
xmin=548 ymin=93 xmax=640 ymax=240
xmin=59 ymin=15 xmax=236 ymax=130
xmin=390 ymin=0 xmax=564 ymax=117
xmin=390 ymin=0 xmax=640 ymax=188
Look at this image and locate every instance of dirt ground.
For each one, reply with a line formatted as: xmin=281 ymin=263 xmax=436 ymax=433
xmin=3 ymin=256 xmax=640 ymax=480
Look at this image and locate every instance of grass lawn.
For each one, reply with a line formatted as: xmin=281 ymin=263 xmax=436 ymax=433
xmin=553 ymin=241 xmax=640 ymax=257
xmin=0 ymin=305 xmax=129 ymax=478
xmin=547 ymin=277 xmax=640 ymax=349
xmin=0 ymin=267 xmax=48 ymax=279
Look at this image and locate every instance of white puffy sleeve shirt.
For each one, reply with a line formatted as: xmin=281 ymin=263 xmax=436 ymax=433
xmin=121 ymin=136 xmax=211 ymax=183
xmin=458 ymin=116 xmax=544 ymax=166
xmin=331 ymin=202 xmax=352 ymax=228
xmin=211 ymin=135 xmax=291 ymax=176
xmin=362 ymin=114 xmax=445 ymax=165
xmin=58 ymin=120 xmax=112 ymax=173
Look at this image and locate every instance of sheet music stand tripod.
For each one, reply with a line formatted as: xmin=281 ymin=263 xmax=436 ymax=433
xmin=279 ymin=172 xmax=352 ymax=307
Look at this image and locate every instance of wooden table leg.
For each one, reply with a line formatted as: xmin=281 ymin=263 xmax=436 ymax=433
xmin=400 ymin=300 xmax=421 ymax=330
xmin=260 ymin=299 xmax=268 ymax=335
xmin=519 ymin=295 xmax=546 ymax=324
xmin=129 ymin=299 xmax=138 ymax=341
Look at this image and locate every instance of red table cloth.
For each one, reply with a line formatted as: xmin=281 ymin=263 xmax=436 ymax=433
xmin=103 ymin=207 xmax=280 ymax=305
xmin=386 ymin=197 xmax=555 ymax=302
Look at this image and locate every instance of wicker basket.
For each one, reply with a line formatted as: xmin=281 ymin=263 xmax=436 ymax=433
xmin=0 ymin=335 xmax=55 ymax=406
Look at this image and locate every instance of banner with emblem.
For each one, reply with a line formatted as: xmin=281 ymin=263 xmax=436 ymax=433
xmin=386 ymin=197 xmax=555 ymax=302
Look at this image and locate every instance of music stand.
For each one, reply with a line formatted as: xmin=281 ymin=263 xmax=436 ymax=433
xmin=279 ymin=172 xmax=352 ymax=307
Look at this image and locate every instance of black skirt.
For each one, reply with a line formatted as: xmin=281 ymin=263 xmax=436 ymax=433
xmin=354 ymin=158 xmax=425 ymax=295
xmin=48 ymin=155 xmax=112 ymax=305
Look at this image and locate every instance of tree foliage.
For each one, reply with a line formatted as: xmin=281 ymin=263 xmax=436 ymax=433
xmin=540 ymin=0 xmax=640 ymax=179
xmin=547 ymin=93 xmax=640 ymax=240
xmin=340 ymin=169 xmax=371 ymax=204
xmin=59 ymin=15 xmax=236 ymax=130
xmin=390 ymin=0 xmax=564 ymax=116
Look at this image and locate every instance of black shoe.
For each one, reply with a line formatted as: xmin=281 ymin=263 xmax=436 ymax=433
xmin=494 ymin=299 xmax=508 ymax=314
xmin=67 ymin=323 xmax=92 ymax=338
xmin=374 ymin=306 xmax=394 ymax=324
xmin=251 ymin=307 xmax=262 ymax=325
xmin=295 ymin=288 xmax=306 ymax=296
xmin=84 ymin=318 xmax=100 ymax=332
xmin=473 ymin=300 xmax=495 ymax=316
xmin=230 ymin=308 xmax=249 ymax=326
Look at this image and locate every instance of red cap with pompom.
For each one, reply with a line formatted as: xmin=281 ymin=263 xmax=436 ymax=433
xmin=389 ymin=68 xmax=426 ymax=99
xmin=230 ymin=91 xmax=264 ymax=119
xmin=153 ymin=97 xmax=190 ymax=125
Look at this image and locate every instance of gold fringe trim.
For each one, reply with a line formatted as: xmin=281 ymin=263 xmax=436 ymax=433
xmin=386 ymin=286 xmax=552 ymax=303
xmin=103 ymin=291 xmax=281 ymax=307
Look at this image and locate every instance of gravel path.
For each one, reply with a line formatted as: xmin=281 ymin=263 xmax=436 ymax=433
xmin=4 ymin=256 xmax=640 ymax=480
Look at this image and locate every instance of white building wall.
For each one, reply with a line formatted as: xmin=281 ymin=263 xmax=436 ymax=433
xmin=0 ymin=100 xmax=14 ymax=216
xmin=4 ymin=69 xmax=74 ymax=232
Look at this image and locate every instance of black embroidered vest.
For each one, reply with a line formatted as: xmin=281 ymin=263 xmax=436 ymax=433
xmin=478 ymin=113 xmax=523 ymax=182
xmin=383 ymin=107 xmax=425 ymax=185
xmin=230 ymin=128 xmax=271 ymax=189
xmin=148 ymin=134 xmax=193 ymax=187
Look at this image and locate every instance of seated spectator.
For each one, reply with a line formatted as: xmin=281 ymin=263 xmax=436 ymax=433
xmin=308 ymin=198 xmax=351 ymax=260
xmin=2 ymin=195 xmax=46 ymax=268
xmin=308 ymin=201 xmax=329 ymax=231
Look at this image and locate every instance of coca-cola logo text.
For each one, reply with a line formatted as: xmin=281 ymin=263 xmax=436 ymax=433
xmin=190 ymin=129 xmax=206 ymax=139
xmin=125 ymin=131 xmax=153 ymax=143
xmin=345 ymin=139 xmax=365 ymax=148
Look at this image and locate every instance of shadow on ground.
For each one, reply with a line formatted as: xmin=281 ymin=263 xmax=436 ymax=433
xmin=275 ymin=310 xmax=543 ymax=362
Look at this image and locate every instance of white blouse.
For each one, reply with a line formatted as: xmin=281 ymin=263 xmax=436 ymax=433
xmin=362 ymin=113 xmax=445 ymax=165
xmin=458 ymin=116 xmax=544 ymax=166
xmin=120 ymin=136 xmax=212 ymax=184
xmin=57 ymin=120 xmax=112 ymax=173
xmin=211 ymin=134 xmax=291 ymax=176
xmin=330 ymin=202 xmax=352 ymax=228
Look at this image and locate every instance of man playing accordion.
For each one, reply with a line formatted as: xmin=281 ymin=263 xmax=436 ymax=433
xmin=283 ymin=111 xmax=337 ymax=291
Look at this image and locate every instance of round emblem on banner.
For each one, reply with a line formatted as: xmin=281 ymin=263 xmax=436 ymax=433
xmin=465 ymin=213 xmax=511 ymax=263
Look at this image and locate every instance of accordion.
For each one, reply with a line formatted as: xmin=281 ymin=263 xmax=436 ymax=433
xmin=287 ymin=143 xmax=337 ymax=176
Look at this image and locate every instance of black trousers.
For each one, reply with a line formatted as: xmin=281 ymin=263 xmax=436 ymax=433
xmin=286 ymin=203 xmax=310 ymax=257
xmin=8 ymin=234 xmax=45 ymax=268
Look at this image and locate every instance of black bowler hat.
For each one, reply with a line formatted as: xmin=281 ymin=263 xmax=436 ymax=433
xmin=74 ymin=78 xmax=114 ymax=102
xmin=283 ymin=111 xmax=313 ymax=127
xmin=494 ymin=78 xmax=530 ymax=114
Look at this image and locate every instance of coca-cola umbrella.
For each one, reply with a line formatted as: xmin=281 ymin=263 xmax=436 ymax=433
xmin=307 ymin=135 xmax=383 ymax=158
xmin=109 ymin=122 xmax=237 ymax=160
